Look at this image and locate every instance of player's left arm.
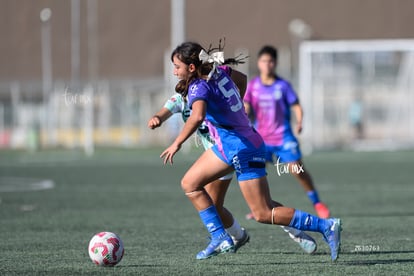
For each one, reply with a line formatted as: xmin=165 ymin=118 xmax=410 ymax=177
xmin=244 ymin=102 xmax=255 ymax=122
xmin=161 ymin=100 xmax=206 ymax=164
xmin=291 ymin=103 xmax=303 ymax=134
xmin=285 ymin=82 xmax=303 ymax=134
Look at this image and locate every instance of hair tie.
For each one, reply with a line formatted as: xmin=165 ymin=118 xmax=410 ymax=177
xmin=199 ymin=49 xmax=224 ymax=65
xmin=199 ymin=50 xmax=225 ymax=81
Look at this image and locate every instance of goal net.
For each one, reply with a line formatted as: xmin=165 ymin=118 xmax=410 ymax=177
xmin=298 ymin=39 xmax=414 ymax=153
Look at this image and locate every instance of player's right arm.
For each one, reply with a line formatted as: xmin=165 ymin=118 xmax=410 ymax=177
xmin=243 ymin=80 xmax=255 ymax=122
xmin=148 ymin=93 xmax=183 ymax=129
xmin=147 ymin=108 xmax=173 ymax=129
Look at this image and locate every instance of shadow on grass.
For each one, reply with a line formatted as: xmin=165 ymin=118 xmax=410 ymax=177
xmin=342 ymin=249 xmax=414 ymax=265
xmin=342 ymin=212 xmax=414 ymax=218
xmin=342 ymin=259 xmax=414 ymax=265
xmin=118 ymin=264 xmax=170 ymax=268
xmin=120 ymin=250 xmax=414 ymax=268
xmin=343 ymin=250 xmax=414 ymax=255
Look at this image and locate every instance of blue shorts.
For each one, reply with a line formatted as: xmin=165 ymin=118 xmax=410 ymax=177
xmin=265 ymin=139 xmax=302 ymax=163
xmin=211 ymin=136 xmax=267 ymax=182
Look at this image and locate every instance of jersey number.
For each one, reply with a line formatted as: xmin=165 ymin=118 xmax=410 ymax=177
xmin=218 ymin=77 xmax=243 ymax=112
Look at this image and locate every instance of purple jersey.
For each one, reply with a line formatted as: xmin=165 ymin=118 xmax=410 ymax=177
xmin=218 ymin=65 xmax=232 ymax=76
xmin=244 ymin=76 xmax=299 ymax=146
xmin=188 ymin=68 xmax=263 ymax=161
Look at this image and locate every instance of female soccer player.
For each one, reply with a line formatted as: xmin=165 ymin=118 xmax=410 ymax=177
xmin=244 ymin=46 xmax=331 ymax=219
xmin=148 ymin=66 xmax=318 ymax=254
xmin=147 ymin=70 xmax=249 ymax=251
xmin=160 ymin=42 xmax=341 ymax=261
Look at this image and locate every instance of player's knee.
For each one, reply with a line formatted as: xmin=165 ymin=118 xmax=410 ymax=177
xmin=253 ymin=211 xmax=271 ymax=224
xmin=181 ymin=176 xmax=198 ymax=194
xmin=180 ymin=177 xmax=191 ymax=193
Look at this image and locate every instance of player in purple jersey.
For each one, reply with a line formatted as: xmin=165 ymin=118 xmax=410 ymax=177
xmin=244 ymin=46 xmax=331 ymax=219
xmin=160 ymin=42 xmax=341 ymax=261
xmin=149 ymin=66 xmax=320 ymax=255
xmin=147 ymin=67 xmax=250 ymax=252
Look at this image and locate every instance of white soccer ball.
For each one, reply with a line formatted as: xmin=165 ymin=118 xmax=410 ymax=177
xmin=88 ymin=231 xmax=124 ymax=266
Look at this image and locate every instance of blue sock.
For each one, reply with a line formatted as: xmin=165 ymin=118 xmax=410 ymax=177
xmin=288 ymin=210 xmax=328 ymax=233
xmin=198 ymin=205 xmax=226 ymax=240
xmin=307 ymin=190 xmax=320 ymax=205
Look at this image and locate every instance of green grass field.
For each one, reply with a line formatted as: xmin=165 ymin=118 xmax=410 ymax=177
xmin=1 ymin=148 xmax=413 ymax=275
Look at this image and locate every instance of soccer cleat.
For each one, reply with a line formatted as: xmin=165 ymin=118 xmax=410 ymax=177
xmin=288 ymin=231 xmax=317 ymax=254
xmin=323 ymin=218 xmax=342 ymax=261
xmin=196 ymin=232 xmax=235 ymax=260
xmin=314 ymin=202 xmax=331 ymax=219
xmin=245 ymin=212 xmax=255 ymax=220
xmin=232 ymin=228 xmax=250 ymax=252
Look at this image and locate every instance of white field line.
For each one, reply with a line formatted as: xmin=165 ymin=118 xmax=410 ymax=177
xmin=0 ymin=178 xmax=55 ymax=192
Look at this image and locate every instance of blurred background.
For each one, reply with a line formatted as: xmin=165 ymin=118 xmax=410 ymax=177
xmin=1 ymin=0 xmax=413 ymax=154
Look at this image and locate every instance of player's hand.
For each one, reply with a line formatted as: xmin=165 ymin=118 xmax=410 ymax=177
xmin=296 ymin=122 xmax=303 ymax=134
xmin=148 ymin=116 xmax=161 ymax=129
xmin=160 ymin=142 xmax=181 ymax=165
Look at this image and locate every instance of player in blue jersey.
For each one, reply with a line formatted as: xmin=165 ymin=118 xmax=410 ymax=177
xmin=244 ymin=45 xmax=331 ymax=220
xmin=160 ymin=42 xmax=341 ymax=261
xmin=148 ymin=78 xmax=249 ymax=252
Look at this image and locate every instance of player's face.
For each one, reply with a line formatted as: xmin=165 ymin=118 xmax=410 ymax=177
xmin=257 ymin=54 xmax=276 ymax=76
xmin=172 ymin=55 xmax=195 ymax=80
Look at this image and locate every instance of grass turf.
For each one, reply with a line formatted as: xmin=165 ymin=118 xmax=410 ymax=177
xmin=0 ymin=148 xmax=413 ymax=275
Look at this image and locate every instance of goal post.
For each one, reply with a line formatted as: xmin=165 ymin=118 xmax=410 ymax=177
xmin=298 ymin=39 xmax=414 ymax=153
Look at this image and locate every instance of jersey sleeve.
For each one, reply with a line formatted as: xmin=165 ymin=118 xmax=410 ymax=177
xmin=188 ymin=80 xmax=209 ymax=108
xmin=163 ymin=93 xmax=183 ymax=114
xmin=284 ymin=81 xmax=300 ymax=105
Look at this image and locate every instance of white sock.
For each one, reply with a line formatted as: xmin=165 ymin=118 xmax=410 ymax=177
xmin=280 ymin=226 xmax=301 ymax=237
xmin=225 ymin=219 xmax=244 ymax=240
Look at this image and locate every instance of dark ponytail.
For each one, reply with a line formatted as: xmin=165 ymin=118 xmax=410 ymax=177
xmin=171 ymin=40 xmax=248 ymax=97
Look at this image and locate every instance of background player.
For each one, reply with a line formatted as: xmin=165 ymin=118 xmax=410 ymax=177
xmin=244 ymin=45 xmax=331 ymax=219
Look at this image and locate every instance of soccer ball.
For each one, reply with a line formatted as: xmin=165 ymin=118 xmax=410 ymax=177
xmin=88 ymin=231 xmax=124 ymax=266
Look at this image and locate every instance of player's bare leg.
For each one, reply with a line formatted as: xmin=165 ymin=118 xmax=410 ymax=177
xmin=205 ymin=178 xmax=250 ymax=251
xmin=289 ymin=160 xmax=314 ymax=192
xmin=289 ymin=160 xmax=330 ymax=219
xmin=181 ymin=150 xmax=233 ymax=211
xmin=238 ymin=176 xmax=293 ymax=224
xmin=205 ymin=179 xmax=233 ymax=227
xmin=238 ymin=176 xmax=341 ymax=261
xmin=181 ymin=149 xmax=235 ymax=259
